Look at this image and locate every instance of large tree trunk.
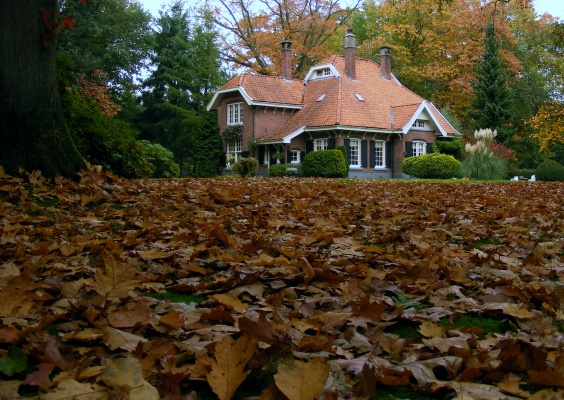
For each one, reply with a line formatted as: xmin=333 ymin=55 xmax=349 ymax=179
xmin=0 ymin=0 xmax=83 ymax=177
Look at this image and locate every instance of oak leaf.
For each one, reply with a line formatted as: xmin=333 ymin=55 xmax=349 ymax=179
xmin=207 ymin=334 xmax=258 ymax=400
xmin=274 ymin=358 xmax=330 ymax=400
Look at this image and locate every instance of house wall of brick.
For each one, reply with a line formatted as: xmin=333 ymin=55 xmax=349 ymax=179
xmin=395 ymin=130 xmax=438 ymax=173
xmin=253 ymin=107 xmax=297 ymax=140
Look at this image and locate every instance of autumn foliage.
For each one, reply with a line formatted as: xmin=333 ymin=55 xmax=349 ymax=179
xmin=1 ymin=167 xmax=564 ymax=399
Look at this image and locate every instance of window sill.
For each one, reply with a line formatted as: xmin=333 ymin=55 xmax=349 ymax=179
xmin=349 ymin=166 xmax=363 ymax=170
xmin=374 ymin=167 xmax=387 ymax=171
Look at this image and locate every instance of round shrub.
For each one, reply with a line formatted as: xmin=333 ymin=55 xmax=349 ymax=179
xmin=535 ymin=159 xmax=564 ymax=181
xmin=301 ymin=150 xmax=348 ymax=178
xmin=402 ymin=156 xmax=422 ymax=177
xmin=268 ymin=163 xmax=301 ymax=177
xmin=433 ymin=139 xmax=464 ymax=160
xmin=402 ymin=153 xmax=461 ymax=179
xmin=232 ymin=157 xmax=258 ymax=177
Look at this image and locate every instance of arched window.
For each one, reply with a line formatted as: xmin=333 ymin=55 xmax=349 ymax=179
xmin=413 ymin=140 xmax=427 ymax=157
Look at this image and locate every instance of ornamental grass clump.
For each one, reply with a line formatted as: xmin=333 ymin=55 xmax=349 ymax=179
xmin=460 ymin=129 xmax=507 ymax=180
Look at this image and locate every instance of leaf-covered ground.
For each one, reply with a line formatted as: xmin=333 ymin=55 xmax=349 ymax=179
xmin=0 ymin=168 xmax=563 ymax=400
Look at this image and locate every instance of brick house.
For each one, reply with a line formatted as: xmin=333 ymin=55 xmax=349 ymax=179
xmin=206 ymin=31 xmax=459 ymax=177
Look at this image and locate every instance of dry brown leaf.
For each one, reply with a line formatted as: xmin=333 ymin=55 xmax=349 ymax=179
xmin=39 ymin=379 xmax=110 ymax=400
xmin=418 ymin=321 xmax=445 ymax=338
xmin=94 ymin=254 xmax=139 ymax=305
xmin=211 ymin=293 xmax=248 ymax=313
xmin=529 ymin=388 xmax=564 ymax=400
xmin=101 ymin=358 xmax=159 ymax=400
xmin=274 ymin=358 xmax=330 ymax=400
xmin=207 ymin=334 xmax=258 ymax=400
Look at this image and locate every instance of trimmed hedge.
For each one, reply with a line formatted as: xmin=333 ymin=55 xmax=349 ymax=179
xmin=232 ymin=157 xmax=258 ymax=177
xmin=535 ymin=159 xmax=564 ymax=181
xmin=402 ymin=153 xmax=461 ymax=179
xmin=301 ymin=150 xmax=348 ymax=178
xmin=268 ymin=163 xmax=301 ymax=177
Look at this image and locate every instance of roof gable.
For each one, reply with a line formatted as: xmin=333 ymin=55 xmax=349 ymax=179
xmin=206 ymin=73 xmax=303 ymax=111
xmin=208 ymin=56 xmax=459 ymax=140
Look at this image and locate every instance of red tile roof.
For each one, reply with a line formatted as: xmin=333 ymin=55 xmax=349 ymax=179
xmin=216 ymin=56 xmax=458 ymax=141
xmin=219 ymin=73 xmax=303 ymax=106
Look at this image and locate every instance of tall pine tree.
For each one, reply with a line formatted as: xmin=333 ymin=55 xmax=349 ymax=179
xmin=469 ymin=21 xmax=514 ymax=143
xmin=139 ymin=3 xmax=225 ymax=176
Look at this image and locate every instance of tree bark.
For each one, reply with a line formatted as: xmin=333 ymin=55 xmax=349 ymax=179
xmin=0 ymin=0 xmax=83 ymax=177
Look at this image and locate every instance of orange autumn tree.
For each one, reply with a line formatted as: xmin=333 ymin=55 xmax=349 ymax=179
xmin=355 ymin=0 xmax=522 ymax=122
xmin=528 ymin=101 xmax=564 ymax=151
xmin=209 ymin=0 xmax=360 ymax=78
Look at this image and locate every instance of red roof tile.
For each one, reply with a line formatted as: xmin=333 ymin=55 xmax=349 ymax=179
xmin=218 ymin=56 xmax=458 ymax=141
xmin=219 ymin=73 xmax=303 ymax=106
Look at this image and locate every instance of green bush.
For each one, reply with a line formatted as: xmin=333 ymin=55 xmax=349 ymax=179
xmin=535 ymin=159 xmax=564 ymax=181
xmin=336 ymin=145 xmax=349 ymax=173
xmin=268 ymin=164 xmax=299 ymax=177
xmin=402 ymin=153 xmax=460 ymax=179
xmin=433 ymin=139 xmax=464 ymax=160
xmin=301 ymin=150 xmax=348 ymax=178
xmin=232 ymin=157 xmax=258 ymax=177
xmin=402 ymin=156 xmax=422 ymax=177
xmin=138 ymin=140 xmax=180 ymax=178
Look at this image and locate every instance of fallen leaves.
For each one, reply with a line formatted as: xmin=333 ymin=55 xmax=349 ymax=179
xmin=0 ymin=171 xmax=563 ymax=398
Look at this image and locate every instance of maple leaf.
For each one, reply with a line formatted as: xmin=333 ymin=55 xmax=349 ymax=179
xmin=274 ymin=358 xmax=330 ymax=400
xmin=94 ymin=253 xmax=140 ymax=307
xmin=101 ymin=358 xmax=159 ymax=400
xmin=206 ymin=334 xmax=258 ymax=400
xmin=39 ymin=379 xmax=109 ymax=400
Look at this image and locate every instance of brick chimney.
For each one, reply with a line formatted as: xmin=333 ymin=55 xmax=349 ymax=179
xmin=280 ymin=40 xmax=293 ymax=80
xmin=380 ymin=46 xmax=392 ymax=80
xmin=344 ymin=29 xmax=356 ymax=79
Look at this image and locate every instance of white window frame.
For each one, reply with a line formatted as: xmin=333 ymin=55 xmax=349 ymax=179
xmin=227 ymin=102 xmax=243 ymax=125
xmin=349 ymin=139 xmax=361 ymax=169
xmin=227 ymin=138 xmax=243 ymax=166
xmin=413 ymin=140 xmax=426 ymax=157
xmin=290 ymin=150 xmax=301 ymax=164
xmin=374 ymin=140 xmax=386 ymax=169
xmin=314 ymin=138 xmax=329 ymax=151
xmin=412 ymin=119 xmax=425 ymax=129
xmin=316 ymin=68 xmax=331 ymax=77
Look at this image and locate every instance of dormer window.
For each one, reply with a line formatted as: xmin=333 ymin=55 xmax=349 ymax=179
xmin=316 ymin=68 xmax=331 ymax=77
xmin=412 ymin=120 xmax=425 ymax=129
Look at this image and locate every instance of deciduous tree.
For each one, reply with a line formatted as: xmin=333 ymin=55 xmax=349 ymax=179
xmin=57 ymin=0 xmax=153 ymax=96
xmin=0 ymin=0 xmax=83 ymax=177
xmin=528 ymin=101 xmax=564 ymax=151
xmin=208 ymin=0 xmax=360 ymax=78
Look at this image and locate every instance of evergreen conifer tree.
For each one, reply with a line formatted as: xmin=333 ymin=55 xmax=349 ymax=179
xmin=469 ymin=21 xmax=514 ymax=143
xmin=139 ymin=3 xmax=225 ymax=175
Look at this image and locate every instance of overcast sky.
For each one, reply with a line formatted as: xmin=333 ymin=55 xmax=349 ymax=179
xmin=139 ymin=0 xmax=563 ymax=19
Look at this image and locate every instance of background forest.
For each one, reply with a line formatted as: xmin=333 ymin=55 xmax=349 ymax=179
xmin=55 ymin=0 xmax=564 ymax=178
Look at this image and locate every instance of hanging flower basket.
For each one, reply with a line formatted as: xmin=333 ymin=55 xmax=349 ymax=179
xmin=221 ymin=125 xmax=243 ymax=142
